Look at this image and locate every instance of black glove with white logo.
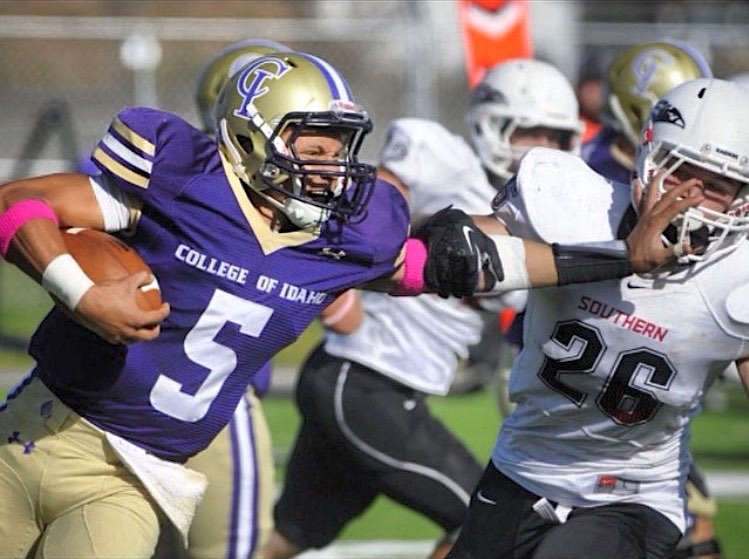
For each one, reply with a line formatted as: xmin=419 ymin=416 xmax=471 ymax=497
xmin=412 ymin=206 xmax=504 ymax=298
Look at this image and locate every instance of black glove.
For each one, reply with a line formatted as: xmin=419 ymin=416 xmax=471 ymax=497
xmin=412 ymin=206 xmax=504 ymax=298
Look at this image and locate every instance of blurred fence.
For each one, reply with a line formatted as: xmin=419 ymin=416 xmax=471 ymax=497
xmin=0 ymin=5 xmax=467 ymax=177
xmin=2 ymin=5 xmax=749 ymax=180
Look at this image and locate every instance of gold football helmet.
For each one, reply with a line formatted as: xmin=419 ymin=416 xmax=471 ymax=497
xmin=604 ymin=40 xmax=711 ymax=147
xmin=215 ymin=52 xmax=375 ymax=228
xmin=195 ymin=38 xmax=292 ymax=133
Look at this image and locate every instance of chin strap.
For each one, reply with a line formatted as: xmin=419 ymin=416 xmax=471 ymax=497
xmin=218 ymin=119 xmax=252 ymax=184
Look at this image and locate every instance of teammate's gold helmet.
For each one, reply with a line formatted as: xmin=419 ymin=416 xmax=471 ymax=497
xmin=215 ymin=52 xmax=375 ymax=228
xmin=195 ymin=39 xmax=292 ymax=133
xmin=604 ymin=40 xmax=711 ymax=147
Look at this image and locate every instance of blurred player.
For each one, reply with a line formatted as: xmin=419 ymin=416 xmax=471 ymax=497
xmin=446 ymin=77 xmax=749 ymax=559
xmin=456 ymin=57 xmax=584 ymax=414
xmin=580 ymin=40 xmax=721 ymax=559
xmin=262 ymin=117 xmax=496 ymax=559
xmin=582 ymin=40 xmax=711 ymax=184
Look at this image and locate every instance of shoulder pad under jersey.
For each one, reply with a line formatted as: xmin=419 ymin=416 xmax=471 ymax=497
xmin=379 ymin=118 xmax=495 ymax=216
xmin=500 ymin=147 xmax=631 ymax=244
xmin=695 ymin=242 xmax=749 ymax=341
xmin=92 ymin=106 xmax=213 ymax=201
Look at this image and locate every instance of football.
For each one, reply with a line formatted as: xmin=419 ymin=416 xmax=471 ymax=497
xmin=61 ymin=228 xmax=162 ymax=311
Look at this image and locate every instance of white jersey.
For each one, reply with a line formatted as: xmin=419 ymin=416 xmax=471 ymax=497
xmin=492 ymin=148 xmax=749 ymax=531
xmin=325 ymin=118 xmax=496 ymax=395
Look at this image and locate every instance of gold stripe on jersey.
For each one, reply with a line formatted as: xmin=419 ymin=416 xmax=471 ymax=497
xmin=92 ymin=147 xmax=150 ymax=189
xmin=219 ymin=152 xmax=319 ymax=255
xmin=112 ymin=117 xmax=155 ymax=156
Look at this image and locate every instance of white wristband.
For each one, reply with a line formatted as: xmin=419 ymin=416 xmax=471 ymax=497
xmin=487 ymin=234 xmax=530 ymax=292
xmin=41 ymin=254 xmax=95 ymax=310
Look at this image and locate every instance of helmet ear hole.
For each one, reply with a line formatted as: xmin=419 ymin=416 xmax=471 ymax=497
xmin=237 ymin=135 xmax=253 ymax=153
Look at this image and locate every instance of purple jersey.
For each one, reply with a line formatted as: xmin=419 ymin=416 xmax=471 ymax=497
xmin=251 ymin=361 xmax=272 ymax=398
xmin=580 ymin=126 xmax=632 ymax=185
xmin=30 ymin=107 xmax=408 ymax=462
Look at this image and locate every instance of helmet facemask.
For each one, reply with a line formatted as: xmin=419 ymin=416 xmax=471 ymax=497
xmin=638 ymin=139 xmax=749 ymax=265
xmin=215 ymin=52 xmax=377 ymax=229
xmin=220 ymin=106 xmax=375 ymax=229
xmin=257 ymin=110 xmax=376 ymax=228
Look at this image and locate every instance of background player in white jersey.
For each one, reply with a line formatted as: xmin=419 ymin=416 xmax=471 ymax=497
xmin=262 ymin=59 xmax=586 ymax=559
xmin=262 ymin=119 xmax=496 ymax=559
xmin=0 ymin=44 xmax=697 ymax=558
xmin=444 ymin=77 xmax=749 ymax=559
xmin=580 ymin=40 xmax=721 ymax=559
xmin=458 ymin=57 xmax=584 ymax=413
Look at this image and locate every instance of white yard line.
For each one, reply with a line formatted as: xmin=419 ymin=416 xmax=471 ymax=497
xmin=297 ymin=540 xmax=433 ymax=559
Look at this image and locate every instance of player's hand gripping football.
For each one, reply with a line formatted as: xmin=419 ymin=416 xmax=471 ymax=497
xmin=74 ymin=273 xmax=170 ymax=345
xmin=412 ymin=206 xmax=504 ymax=298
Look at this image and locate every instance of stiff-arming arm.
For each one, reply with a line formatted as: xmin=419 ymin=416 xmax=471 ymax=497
xmin=392 ymin=177 xmax=705 ymax=298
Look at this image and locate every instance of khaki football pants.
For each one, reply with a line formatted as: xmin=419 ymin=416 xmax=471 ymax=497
xmin=155 ymin=389 xmax=275 ymax=559
xmin=0 ymin=376 xmax=162 ymax=558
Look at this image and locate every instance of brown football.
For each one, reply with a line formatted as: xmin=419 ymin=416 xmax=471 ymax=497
xmin=61 ymin=228 xmax=162 ymax=311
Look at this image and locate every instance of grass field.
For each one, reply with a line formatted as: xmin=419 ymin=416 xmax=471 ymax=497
xmin=263 ymin=385 xmax=749 ymax=559
xmin=1 ymin=264 xmax=749 ymax=557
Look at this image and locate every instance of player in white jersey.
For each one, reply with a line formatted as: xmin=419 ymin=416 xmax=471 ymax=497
xmin=262 ymin=118 xmax=495 ymax=559
xmin=445 ymin=78 xmax=749 ymax=559
xmin=581 ymin=41 xmax=721 ymax=559
xmin=454 ymin=58 xmax=585 ymax=404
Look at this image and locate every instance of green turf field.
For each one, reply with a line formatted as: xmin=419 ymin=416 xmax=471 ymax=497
xmin=263 ymin=385 xmax=749 ymax=559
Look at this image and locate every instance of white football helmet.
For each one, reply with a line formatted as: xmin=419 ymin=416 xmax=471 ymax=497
xmin=636 ymin=78 xmax=749 ymax=263
xmin=467 ymin=58 xmax=584 ymax=182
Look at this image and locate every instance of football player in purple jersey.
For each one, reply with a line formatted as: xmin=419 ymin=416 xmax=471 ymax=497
xmin=0 ymin=48 xmax=695 ymax=559
xmin=152 ymin=38 xmax=291 ymax=559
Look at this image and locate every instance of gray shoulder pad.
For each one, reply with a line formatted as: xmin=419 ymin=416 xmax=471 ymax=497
xmin=696 ymin=243 xmax=749 ymax=341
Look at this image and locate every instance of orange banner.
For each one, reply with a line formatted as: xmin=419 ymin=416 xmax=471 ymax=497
xmin=458 ymin=0 xmax=533 ymax=89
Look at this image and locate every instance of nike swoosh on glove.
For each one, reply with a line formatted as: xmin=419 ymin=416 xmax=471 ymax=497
xmin=411 ymin=206 xmax=504 ymax=298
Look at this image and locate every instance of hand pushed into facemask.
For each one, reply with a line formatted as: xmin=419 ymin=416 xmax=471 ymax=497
xmin=411 ymin=206 xmax=504 ymax=298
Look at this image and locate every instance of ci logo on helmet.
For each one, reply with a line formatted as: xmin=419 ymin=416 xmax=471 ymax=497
xmin=234 ymin=57 xmax=292 ymax=121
